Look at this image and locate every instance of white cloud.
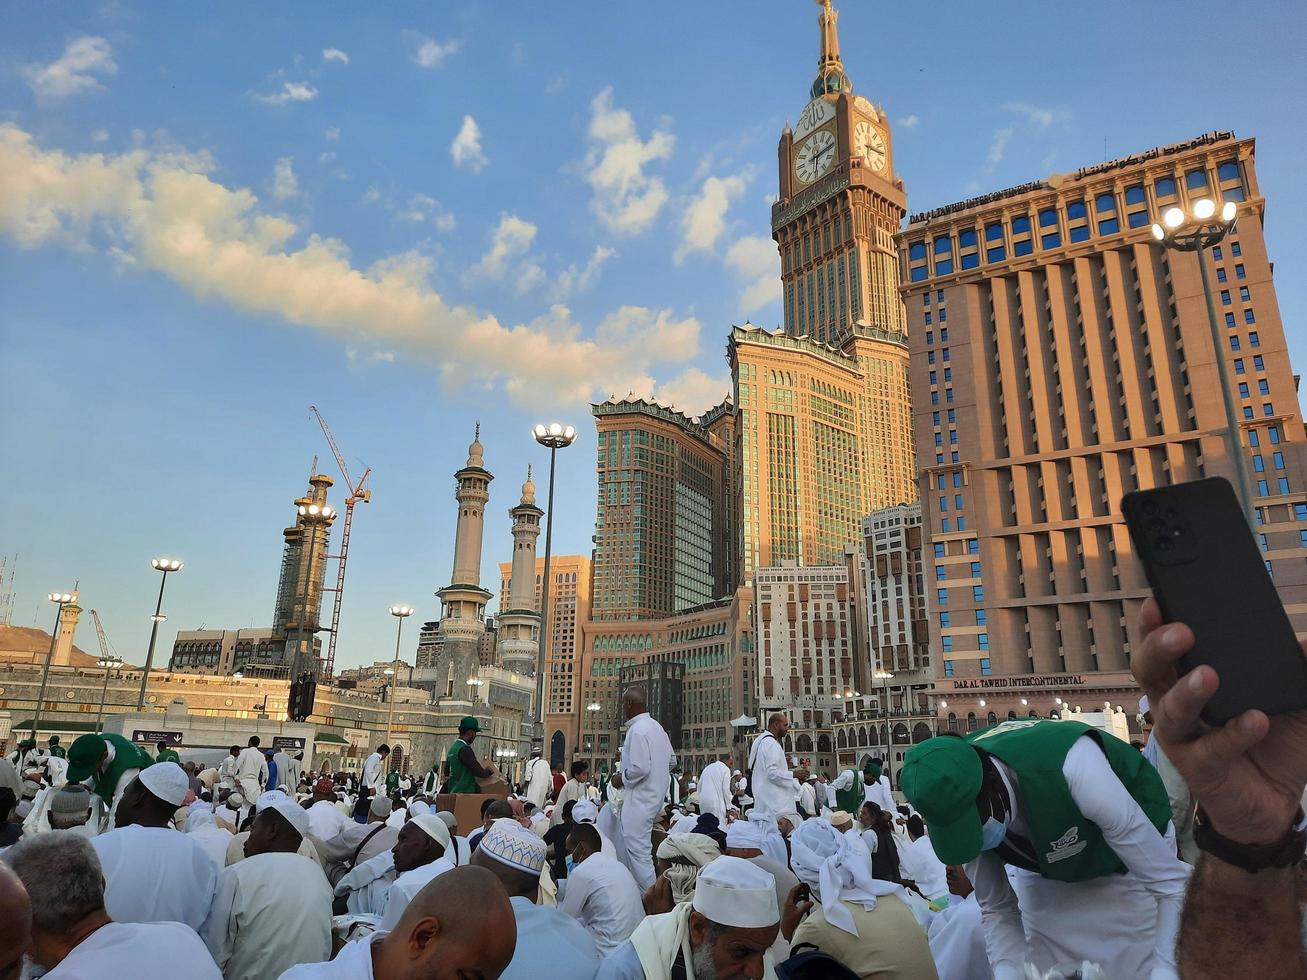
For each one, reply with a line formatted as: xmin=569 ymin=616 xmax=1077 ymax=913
xmin=544 ymin=75 xmax=567 ymax=96
xmin=325 ymin=127 xmax=341 ymax=142
xmin=411 ymin=33 xmax=458 ymax=68
xmin=398 ymin=193 xmax=455 ymax=231
xmin=986 ymin=127 xmax=1014 ymax=171
xmin=0 ymin=124 xmax=702 ymax=408
xmin=361 ymin=185 xmax=381 ymax=204
xmin=899 ymin=114 xmax=920 ymax=129
xmin=272 ymin=157 xmax=299 ymax=199
xmin=1003 ymin=102 xmax=1068 ymax=128
xmin=652 ymin=367 xmax=731 ymax=416
xmin=450 ymin=116 xmax=487 ymax=174
xmin=553 ymin=245 xmax=615 ymax=301
xmin=725 ymin=235 xmax=781 ymax=314
xmin=91 ymin=128 xmax=110 ymax=143
xmin=24 ymin=37 xmax=117 ymax=99
xmin=253 ymin=81 xmax=318 ymax=106
xmin=345 ymin=346 xmax=394 ymax=367
xmin=468 ymin=213 xmax=544 ymax=293
xmin=322 ymin=48 xmax=349 ymax=65
xmin=583 ymin=87 xmax=674 ymax=236
xmin=676 ymin=172 xmax=749 ymax=263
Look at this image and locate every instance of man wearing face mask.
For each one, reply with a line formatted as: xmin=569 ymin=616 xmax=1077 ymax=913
xmin=901 ymin=720 xmax=1190 ymax=980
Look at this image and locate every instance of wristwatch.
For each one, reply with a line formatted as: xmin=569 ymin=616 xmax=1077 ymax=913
xmin=1193 ymin=806 xmax=1307 ymax=872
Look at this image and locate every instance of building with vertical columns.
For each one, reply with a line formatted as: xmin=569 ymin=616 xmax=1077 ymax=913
xmin=729 ymin=0 xmax=916 ymax=582
xmin=498 ymin=554 xmax=592 ymax=765
xmin=495 ymin=469 xmax=542 ymax=677
xmin=432 ymin=427 xmax=493 ymax=700
xmin=898 ymin=131 xmax=1307 ymax=729
xmin=591 ymin=398 xmax=732 ymax=620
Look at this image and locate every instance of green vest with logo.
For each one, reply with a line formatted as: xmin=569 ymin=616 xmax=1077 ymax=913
xmin=834 ymin=770 xmax=865 ymax=814
xmin=156 ymin=748 xmax=180 ymax=765
xmin=967 ymin=719 xmax=1171 ymax=883
xmin=95 ymin=734 xmax=155 ymax=804
xmin=446 ymin=739 xmax=477 ymax=794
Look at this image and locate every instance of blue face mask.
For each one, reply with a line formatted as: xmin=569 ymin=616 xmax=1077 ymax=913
xmin=980 ymin=815 xmax=1009 ymax=851
xmin=565 ymin=855 xmax=576 ymax=874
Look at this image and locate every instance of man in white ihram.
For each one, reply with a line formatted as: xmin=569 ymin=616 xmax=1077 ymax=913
xmin=697 ymin=753 xmax=735 ymax=824
xmin=234 ymin=736 xmax=268 ymax=800
xmin=525 ymin=750 xmax=553 ymax=810
xmin=361 ymin=743 xmax=390 ymax=796
xmin=748 ymin=713 xmax=799 ymax=821
xmin=613 ymin=686 xmax=672 ymax=891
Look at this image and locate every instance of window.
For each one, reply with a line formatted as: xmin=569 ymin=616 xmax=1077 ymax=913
xmin=1217 ymin=268 xmax=1227 ymax=283
xmin=985 ymin=222 xmax=1003 ymax=242
xmin=1067 ymin=200 xmax=1087 ymax=220
xmin=1125 ymin=184 xmax=1146 ymax=205
xmin=933 ymin=543 xmax=945 ymax=557
xmin=978 ymin=633 xmax=990 ymax=651
xmin=1249 ymin=430 xmax=1259 ymax=447
xmin=1225 ymin=313 xmax=1236 ymax=328
xmin=937 ymin=588 xmax=949 ymax=604
xmin=952 ymin=451 xmax=960 ymax=462
xmin=935 ymin=566 xmax=947 ymax=581
xmin=1240 ymin=286 xmax=1251 ymax=301
xmin=943 ymin=368 xmax=952 ymax=381
xmin=1128 ymin=210 xmax=1149 ymax=228
xmin=1011 ymin=215 xmax=1031 ymax=235
xmin=934 ymin=236 xmax=952 ymax=255
xmin=1301 ymin=530 xmax=1307 ymax=547
xmin=1239 ymin=382 xmax=1249 ymax=398
xmin=947 ymin=390 xmax=955 ymax=403
xmin=1254 ymin=355 xmax=1265 ymax=371
xmin=1221 ymin=290 xmax=1231 ymax=305
xmin=980 ymin=658 xmax=992 ymax=675
xmin=939 ymin=612 xmax=951 ymax=628
xmin=961 ymin=252 xmax=980 ymax=270
xmin=952 ymin=472 xmax=963 ymax=488
xmin=910 ymin=266 xmax=928 ymax=282
xmin=968 ymin=540 xmax=980 ymax=554
xmin=1095 ymin=192 xmax=1116 ymax=214
xmin=1069 ymin=226 xmax=1090 ymax=243
xmin=941 ymin=327 xmax=949 ymax=340
xmin=1259 ymin=379 xmax=1270 ymax=395
xmin=1014 ymin=239 xmax=1034 ymax=256
xmin=1042 ymin=232 xmax=1062 ymax=248
xmin=935 ymin=258 xmax=954 ymax=275
xmin=1258 ymin=479 xmax=1269 ymax=496
xmin=1296 ymin=503 xmax=1307 ymax=521
xmin=938 ymin=494 xmax=947 ymax=511
xmin=1154 ymin=177 xmax=1177 ymax=198
xmin=973 ymin=585 xmax=985 ymax=602
xmin=943 ymin=659 xmax=954 ymax=676
xmin=930 ymin=390 xmax=939 ymax=404
xmin=937 ymin=290 xmax=944 ymax=301
xmin=937 ymin=475 xmax=947 ymax=490
xmin=1186 ymin=169 xmax=1208 ymax=189
xmin=1244 ymin=407 xmax=1254 ymax=419
xmin=1253 ymin=454 xmax=1265 ymax=472
xmin=1098 ymin=216 xmax=1120 ymax=234
xmin=1236 ymin=264 xmax=1246 ymax=280
xmin=1230 ymin=336 xmax=1241 ymax=351
xmin=1212 ymin=246 xmax=1223 ymax=261
xmin=947 ymin=409 xmax=956 ymax=422
xmin=1274 ymin=452 xmax=1285 ymax=469
xmin=987 ymin=246 xmax=1006 ymax=262
xmin=959 ymin=228 xmax=978 ymax=249
xmin=934 ymin=432 xmax=943 ymax=446
xmin=1269 ymin=426 xmax=1281 ymax=445
xmin=1232 ymin=242 xmax=1242 ymax=256
xmin=928 ymin=351 xmax=936 ymax=365
xmin=1234 ymin=358 xmax=1245 ymax=375
xmin=929 ymin=371 xmax=937 ymax=384
xmin=976 ymin=608 xmax=987 ymax=625
xmin=1039 ymin=208 xmax=1058 ymax=227
xmin=949 ymin=429 xmax=958 ymax=443
xmin=942 ymin=637 xmax=953 ymax=653
xmin=1279 ymin=477 xmax=1291 ymax=494
xmin=1260 ymin=533 xmax=1268 ymax=551
xmin=1218 ymin=161 xmax=1240 ymax=182
xmin=970 ymin=561 xmax=982 ymax=576
xmin=943 ymin=348 xmax=951 ymax=361
xmin=954 ymin=492 xmax=964 ymax=507
xmin=932 ymin=411 xmax=941 ymax=425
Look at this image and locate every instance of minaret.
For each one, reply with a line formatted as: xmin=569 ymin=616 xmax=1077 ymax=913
xmin=497 ymin=467 xmax=543 ymax=675
xmin=272 ymin=473 xmax=336 ymax=673
xmin=435 ymin=425 xmax=494 ymax=697
xmin=51 ymin=592 xmax=81 ymax=666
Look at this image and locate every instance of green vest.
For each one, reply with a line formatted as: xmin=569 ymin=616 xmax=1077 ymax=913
xmin=386 ymin=770 xmax=400 ymax=793
xmin=156 ymin=749 xmax=180 ymax=765
xmin=48 ymin=745 xmax=67 ymax=759
xmin=446 ymin=739 xmax=477 ymax=794
xmin=835 ymin=770 xmax=865 ymax=813
xmin=95 ymin=734 xmax=155 ymax=804
xmin=967 ymin=720 xmax=1171 ymax=883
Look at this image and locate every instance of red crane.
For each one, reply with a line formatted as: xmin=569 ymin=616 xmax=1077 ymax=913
xmin=310 ymin=405 xmax=371 ymax=678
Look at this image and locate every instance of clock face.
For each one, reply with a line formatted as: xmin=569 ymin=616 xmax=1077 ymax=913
xmin=794 ymin=97 xmax=835 ymax=140
xmin=795 ymin=129 xmax=837 ymax=183
xmin=854 ymin=121 xmax=887 ymax=173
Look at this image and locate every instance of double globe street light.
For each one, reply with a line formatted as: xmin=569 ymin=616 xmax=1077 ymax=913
xmin=137 ymin=558 xmax=183 ymax=710
xmin=384 ymin=604 xmax=414 ymax=745
xmin=1151 ymin=198 xmax=1254 ymax=528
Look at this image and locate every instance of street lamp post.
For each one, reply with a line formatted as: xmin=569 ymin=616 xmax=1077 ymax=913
xmin=33 ymin=592 xmax=75 ymax=739
xmin=585 ymin=701 xmax=601 ymax=774
xmin=385 ymin=605 xmax=414 ymax=745
xmin=530 ymin=422 xmax=577 ymax=751
xmin=873 ymin=668 xmax=895 ymax=784
xmin=1152 ymin=199 xmax=1254 ymax=528
xmin=94 ymin=654 xmax=122 ymax=733
xmin=137 ymin=558 xmax=182 ymax=710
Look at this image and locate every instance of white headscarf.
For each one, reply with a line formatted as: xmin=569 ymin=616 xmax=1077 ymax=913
xmin=746 ymin=811 xmax=790 ymax=867
xmin=790 ymin=818 xmax=901 ymax=936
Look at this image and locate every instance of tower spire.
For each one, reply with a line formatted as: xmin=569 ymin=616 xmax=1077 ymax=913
xmin=811 ymin=0 xmax=850 ymax=97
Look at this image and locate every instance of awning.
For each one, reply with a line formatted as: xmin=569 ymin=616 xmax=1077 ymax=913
xmin=11 ymin=720 xmax=104 ymax=733
xmin=313 ymin=732 xmax=349 ymax=744
xmin=729 ymin=714 xmax=757 ymax=728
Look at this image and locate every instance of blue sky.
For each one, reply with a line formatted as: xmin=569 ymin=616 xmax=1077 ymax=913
xmin=3 ymin=1 xmax=1304 ymax=671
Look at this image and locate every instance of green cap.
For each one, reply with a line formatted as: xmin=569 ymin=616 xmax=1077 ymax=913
xmin=65 ymin=734 xmax=108 ymax=783
xmin=900 ymin=736 xmax=984 ymax=865
xmin=459 ymin=715 xmax=480 ymax=732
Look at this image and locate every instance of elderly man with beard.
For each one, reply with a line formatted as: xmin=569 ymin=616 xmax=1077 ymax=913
xmin=598 ymin=856 xmax=782 ymax=980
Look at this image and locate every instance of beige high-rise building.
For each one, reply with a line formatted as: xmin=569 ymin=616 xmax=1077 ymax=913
xmin=498 ymin=554 xmax=592 ymax=764
xmin=730 ymin=0 xmax=916 ymax=580
xmin=899 ymin=131 xmax=1307 ymax=729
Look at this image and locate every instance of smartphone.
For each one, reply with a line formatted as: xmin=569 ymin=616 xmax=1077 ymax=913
xmin=1122 ymin=476 xmax=1307 ymax=725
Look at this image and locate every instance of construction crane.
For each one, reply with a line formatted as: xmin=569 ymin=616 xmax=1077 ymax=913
xmin=0 ymin=554 xmax=15 ymax=626
xmin=89 ymin=609 xmax=122 ymax=732
xmin=310 ymin=405 xmax=372 ymax=679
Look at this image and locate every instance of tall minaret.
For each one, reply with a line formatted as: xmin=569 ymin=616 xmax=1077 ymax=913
xmin=51 ymin=591 xmax=82 ymax=666
xmin=435 ymin=425 xmax=494 ymax=698
xmin=497 ymin=467 xmax=543 ymax=676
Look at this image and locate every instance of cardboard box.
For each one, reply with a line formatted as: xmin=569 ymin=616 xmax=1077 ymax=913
xmin=435 ymin=792 xmax=503 ymax=837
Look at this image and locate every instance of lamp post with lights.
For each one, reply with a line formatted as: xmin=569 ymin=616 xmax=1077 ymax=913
xmin=94 ymin=653 xmax=123 ymax=733
xmin=1152 ymin=198 xmax=1254 ymax=528
xmin=872 ymin=668 xmax=896 ymax=783
xmin=529 ymin=421 xmax=577 ymax=751
xmin=137 ymin=558 xmax=183 ymax=710
xmin=385 ymin=605 xmax=413 ymax=744
xmin=585 ymin=701 xmax=602 ymax=773
xmin=33 ymin=592 xmax=75 ymax=738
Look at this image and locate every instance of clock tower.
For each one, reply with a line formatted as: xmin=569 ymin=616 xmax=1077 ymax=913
xmin=773 ymin=0 xmax=907 ymax=344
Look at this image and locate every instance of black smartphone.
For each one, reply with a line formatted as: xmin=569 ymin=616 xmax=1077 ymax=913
xmin=1122 ymin=476 xmax=1307 ymax=725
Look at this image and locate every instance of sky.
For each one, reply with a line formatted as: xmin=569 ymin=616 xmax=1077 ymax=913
xmin=2 ymin=1 xmax=1305 ymax=672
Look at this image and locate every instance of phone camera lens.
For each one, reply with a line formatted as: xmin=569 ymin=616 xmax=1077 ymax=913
xmin=1147 ymin=518 xmax=1167 ymax=534
xmin=1155 ymin=537 xmax=1173 ymax=553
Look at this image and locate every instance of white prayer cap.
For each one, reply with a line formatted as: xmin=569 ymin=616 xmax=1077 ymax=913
xmin=671 ymin=814 xmax=699 ymax=834
xmin=733 ymin=769 xmax=742 ymax=775
xmin=435 ymin=810 xmax=458 ymax=830
xmin=408 ymin=801 xmax=432 ymax=818
xmin=137 ymin=762 xmax=189 ymax=807
xmin=410 ymin=813 xmax=452 ymax=852
xmin=691 ymin=856 xmax=779 ymax=929
xmin=255 ymin=790 xmax=289 ymax=812
xmin=829 ymin=809 xmax=852 ymax=829
xmin=370 ymin=796 xmax=393 ymax=817
xmin=572 ymin=799 xmax=598 ymax=824
xmin=262 ymin=795 xmax=310 ymax=838
xmin=226 ymin=792 xmax=246 ymax=807
xmin=776 ymin=810 xmax=803 ymax=831
xmin=725 ymin=820 xmax=764 ymax=850
xmin=479 ymin=818 xmax=546 ymax=876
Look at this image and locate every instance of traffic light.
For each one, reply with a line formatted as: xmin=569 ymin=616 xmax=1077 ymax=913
xmin=289 ymin=672 xmax=317 ymax=722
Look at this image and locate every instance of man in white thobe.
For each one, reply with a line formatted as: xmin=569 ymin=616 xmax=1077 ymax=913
xmin=203 ymin=796 xmax=332 ymax=980
xmin=525 ymin=751 xmax=552 ymax=810
xmin=361 ymin=744 xmax=390 ymax=796
xmin=550 ymin=760 xmax=592 ymax=828
xmin=614 ymin=686 xmax=672 ymax=890
xmin=305 ymin=777 xmax=347 ymax=841
xmin=559 ymin=822 xmax=643 ymax=955
xmin=272 ymin=748 xmax=294 ymax=790
xmin=92 ymin=764 xmax=218 ymax=932
xmin=747 ymin=712 xmax=799 ymax=821
xmin=235 ymin=737 xmax=268 ymax=800
xmin=379 ymin=813 xmax=458 ymax=929
xmin=697 ymin=754 xmax=734 ymax=824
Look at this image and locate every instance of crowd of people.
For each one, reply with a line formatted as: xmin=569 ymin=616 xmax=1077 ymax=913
xmin=0 ymin=605 xmax=1304 ymax=978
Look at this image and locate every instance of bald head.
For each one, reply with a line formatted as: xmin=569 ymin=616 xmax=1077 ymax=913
xmin=767 ymin=712 xmax=790 ymax=738
xmin=373 ymin=865 xmax=517 ymax=980
xmin=622 ymin=686 xmax=647 ymax=720
xmin=0 ymin=864 xmax=31 ymax=980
